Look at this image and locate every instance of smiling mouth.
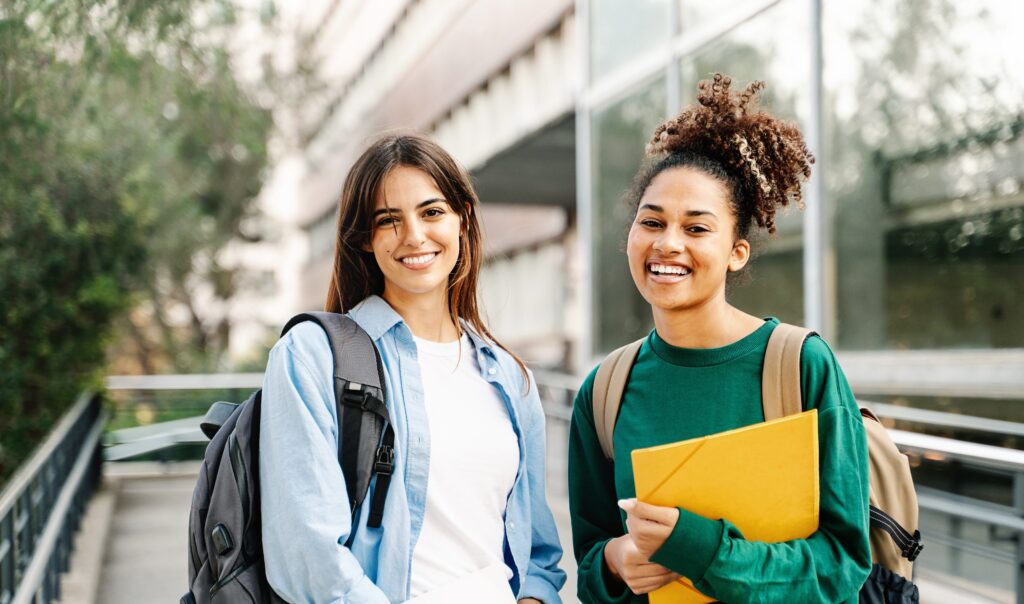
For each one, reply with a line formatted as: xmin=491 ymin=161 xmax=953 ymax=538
xmin=647 ymin=262 xmax=692 ymax=277
xmin=400 ymin=252 xmax=438 ymax=266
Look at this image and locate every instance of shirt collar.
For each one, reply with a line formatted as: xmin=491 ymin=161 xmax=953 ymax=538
xmin=347 ymin=295 xmax=498 ymax=361
xmin=347 ymin=295 xmax=405 ymax=341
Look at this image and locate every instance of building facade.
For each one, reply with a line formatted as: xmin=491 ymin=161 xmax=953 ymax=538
xmin=241 ymin=0 xmax=1024 ymax=597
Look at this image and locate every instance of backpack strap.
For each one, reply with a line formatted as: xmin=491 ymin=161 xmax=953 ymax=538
xmin=761 ymin=323 xmax=815 ymax=421
xmin=869 ymin=505 xmax=923 ymax=561
xmin=592 ymin=338 xmax=644 ymax=460
xmin=281 ymin=312 xmax=394 ymax=529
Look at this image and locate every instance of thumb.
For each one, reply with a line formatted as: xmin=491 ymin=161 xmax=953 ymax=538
xmin=631 ymin=500 xmax=679 ymax=526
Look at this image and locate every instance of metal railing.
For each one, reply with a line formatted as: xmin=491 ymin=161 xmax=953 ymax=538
xmin=0 ymin=392 xmax=105 ymax=604
xmin=533 ymin=372 xmax=1024 ymax=604
xmin=101 ymin=369 xmax=1024 ymax=601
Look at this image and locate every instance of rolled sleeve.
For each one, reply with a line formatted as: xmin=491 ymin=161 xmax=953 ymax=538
xmin=519 ymin=371 xmax=566 ymax=603
xmin=259 ymin=326 xmax=389 ymax=604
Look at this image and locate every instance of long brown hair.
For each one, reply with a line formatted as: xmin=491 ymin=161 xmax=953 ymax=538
xmin=325 ymin=133 xmax=529 ymax=387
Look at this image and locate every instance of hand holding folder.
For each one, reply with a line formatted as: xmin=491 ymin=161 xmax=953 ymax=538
xmin=630 ymin=410 xmax=820 ymax=604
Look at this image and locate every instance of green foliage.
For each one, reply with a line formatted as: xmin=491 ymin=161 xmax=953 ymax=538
xmin=0 ymin=1 xmax=273 ymax=481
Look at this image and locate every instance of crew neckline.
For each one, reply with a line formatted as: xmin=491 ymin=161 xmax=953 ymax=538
xmin=412 ymin=333 xmax=471 ymax=358
xmin=649 ymin=317 xmax=779 ymax=367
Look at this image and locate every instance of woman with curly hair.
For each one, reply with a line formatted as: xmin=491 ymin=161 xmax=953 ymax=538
xmin=568 ymin=75 xmax=871 ymax=603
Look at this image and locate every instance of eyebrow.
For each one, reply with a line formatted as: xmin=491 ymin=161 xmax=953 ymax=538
xmin=638 ymin=203 xmax=717 ymax=218
xmin=373 ymin=197 xmax=446 ymax=217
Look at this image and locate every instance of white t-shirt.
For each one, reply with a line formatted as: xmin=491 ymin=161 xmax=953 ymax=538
xmin=408 ymin=335 xmax=520 ymax=598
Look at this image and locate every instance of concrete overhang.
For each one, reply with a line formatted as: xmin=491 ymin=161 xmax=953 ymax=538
xmin=471 ymin=113 xmax=576 ymax=208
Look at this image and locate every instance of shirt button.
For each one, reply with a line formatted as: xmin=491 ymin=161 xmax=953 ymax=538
xmin=488 ymin=367 xmax=497 ymax=375
xmin=508 ymin=521 xmax=515 ymax=531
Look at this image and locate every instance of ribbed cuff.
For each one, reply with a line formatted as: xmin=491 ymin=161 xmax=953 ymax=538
xmin=650 ymin=507 xmax=723 ymax=584
xmin=580 ymin=540 xmax=633 ymax=604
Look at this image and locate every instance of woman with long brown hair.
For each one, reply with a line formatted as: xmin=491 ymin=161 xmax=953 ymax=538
xmin=259 ymin=134 xmax=565 ymax=603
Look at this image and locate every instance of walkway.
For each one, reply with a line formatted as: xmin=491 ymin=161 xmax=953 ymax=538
xmin=59 ymin=463 xmax=1001 ymax=604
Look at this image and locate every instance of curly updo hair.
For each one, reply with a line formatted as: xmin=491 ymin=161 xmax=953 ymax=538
xmin=629 ymin=74 xmax=814 ymax=237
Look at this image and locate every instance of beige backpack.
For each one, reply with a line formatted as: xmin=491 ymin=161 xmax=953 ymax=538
xmin=592 ymin=323 xmax=923 ymax=582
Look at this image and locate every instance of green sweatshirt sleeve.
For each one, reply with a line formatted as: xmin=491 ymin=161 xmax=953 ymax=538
xmin=649 ymin=337 xmax=873 ymax=603
xmin=568 ymin=369 xmax=633 ymax=604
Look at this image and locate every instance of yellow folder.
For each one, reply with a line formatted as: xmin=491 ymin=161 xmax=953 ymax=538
xmin=631 ymin=409 xmax=819 ymax=604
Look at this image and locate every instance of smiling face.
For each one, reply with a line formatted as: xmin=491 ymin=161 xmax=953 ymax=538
xmin=370 ymin=165 xmax=463 ymax=307
xmin=627 ymin=166 xmax=751 ymax=313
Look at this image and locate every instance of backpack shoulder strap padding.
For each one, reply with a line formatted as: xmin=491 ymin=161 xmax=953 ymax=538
xmin=761 ymin=323 xmax=815 ymax=421
xmin=592 ymin=338 xmax=644 ymax=460
xmin=281 ymin=312 xmax=393 ymax=525
xmin=282 ymin=312 xmax=383 ymax=392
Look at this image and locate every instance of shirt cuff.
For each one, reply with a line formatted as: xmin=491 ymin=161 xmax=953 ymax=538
xmin=520 ymin=572 xmax=562 ymax=604
xmin=650 ymin=507 xmax=724 ymax=584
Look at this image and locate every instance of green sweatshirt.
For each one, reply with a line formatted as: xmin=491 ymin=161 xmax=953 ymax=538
xmin=568 ymin=319 xmax=871 ymax=603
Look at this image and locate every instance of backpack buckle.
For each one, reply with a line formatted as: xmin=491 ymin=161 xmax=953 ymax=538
xmin=374 ymin=444 xmax=394 ymax=475
xmin=904 ymin=531 xmax=924 ymax=561
xmin=341 ymin=385 xmax=372 ymax=409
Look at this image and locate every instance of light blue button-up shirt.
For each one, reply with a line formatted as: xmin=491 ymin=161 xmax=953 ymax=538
xmin=259 ymin=296 xmax=565 ymax=603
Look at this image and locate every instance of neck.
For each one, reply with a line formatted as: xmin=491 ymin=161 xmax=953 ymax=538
xmin=382 ymin=287 xmax=460 ymax=342
xmin=651 ymin=291 xmax=762 ymax=349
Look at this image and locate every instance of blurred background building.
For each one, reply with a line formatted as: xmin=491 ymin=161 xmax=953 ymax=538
xmin=237 ymin=0 xmax=1023 ymax=376
xmin=3 ymin=0 xmax=1023 ymax=602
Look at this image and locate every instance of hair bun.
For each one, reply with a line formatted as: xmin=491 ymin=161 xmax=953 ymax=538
xmin=645 ymin=73 xmax=814 ymax=234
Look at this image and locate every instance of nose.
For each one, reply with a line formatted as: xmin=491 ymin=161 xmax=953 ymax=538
xmin=401 ymin=216 xmax=427 ymax=248
xmin=652 ymin=226 xmax=685 ymax=255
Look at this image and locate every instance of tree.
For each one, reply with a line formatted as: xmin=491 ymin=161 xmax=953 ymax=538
xmin=0 ymin=0 xmax=273 ymax=480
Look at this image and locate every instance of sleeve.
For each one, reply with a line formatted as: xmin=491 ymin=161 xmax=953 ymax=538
xmin=519 ymin=369 xmax=567 ymax=604
xmin=649 ymin=336 xmax=873 ymax=603
xmin=567 ymin=369 xmax=633 ymax=604
xmin=259 ymin=327 xmax=389 ymax=604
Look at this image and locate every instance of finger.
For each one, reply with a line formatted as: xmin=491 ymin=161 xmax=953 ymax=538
xmin=629 ymin=573 xmax=680 ymax=594
xmin=625 ymin=564 xmax=677 ymax=579
xmin=617 ymin=498 xmax=637 ymax=514
xmin=632 ymin=500 xmax=680 ymax=526
xmin=626 ymin=515 xmax=669 ymax=540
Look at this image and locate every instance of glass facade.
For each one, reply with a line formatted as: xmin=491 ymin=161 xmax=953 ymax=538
xmin=589 ymin=0 xmax=669 ymax=81
xmin=825 ymin=0 xmax=1024 ymax=350
xmin=582 ymin=0 xmax=1024 ymax=596
xmin=590 ymin=77 xmax=666 ymax=353
xmin=586 ymin=0 xmax=1024 ymax=354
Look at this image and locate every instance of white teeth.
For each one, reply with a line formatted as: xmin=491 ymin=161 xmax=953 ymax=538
xmin=649 ymin=263 xmax=691 ymax=276
xmin=401 ymin=253 xmax=436 ymax=265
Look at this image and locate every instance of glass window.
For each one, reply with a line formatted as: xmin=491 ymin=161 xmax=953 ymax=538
xmin=590 ymin=0 xmax=670 ymax=82
xmin=826 ymin=0 xmax=1024 ymax=349
xmin=591 ymin=77 xmax=667 ymax=353
xmin=677 ymin=0 xmax=810 ymax=325
xmin=677 ymin=0 xmax=770 ymax=35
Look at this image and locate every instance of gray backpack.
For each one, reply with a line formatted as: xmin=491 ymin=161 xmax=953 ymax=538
xmin=181 ymin=312 xmax=394 ymax=604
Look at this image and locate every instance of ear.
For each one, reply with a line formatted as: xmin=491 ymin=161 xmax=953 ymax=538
xmin=728 ymin=238 xmax=751 ymax=272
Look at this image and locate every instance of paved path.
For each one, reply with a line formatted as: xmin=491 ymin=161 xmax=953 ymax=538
xmin=63 ymin=461 xmax=1003 ymax=604
xmin=93 ymin=463 xmax=197 ymax=604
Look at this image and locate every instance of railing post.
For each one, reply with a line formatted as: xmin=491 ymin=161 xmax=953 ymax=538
xmin=1014 ymin=471 xmax=1024 ymax=604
